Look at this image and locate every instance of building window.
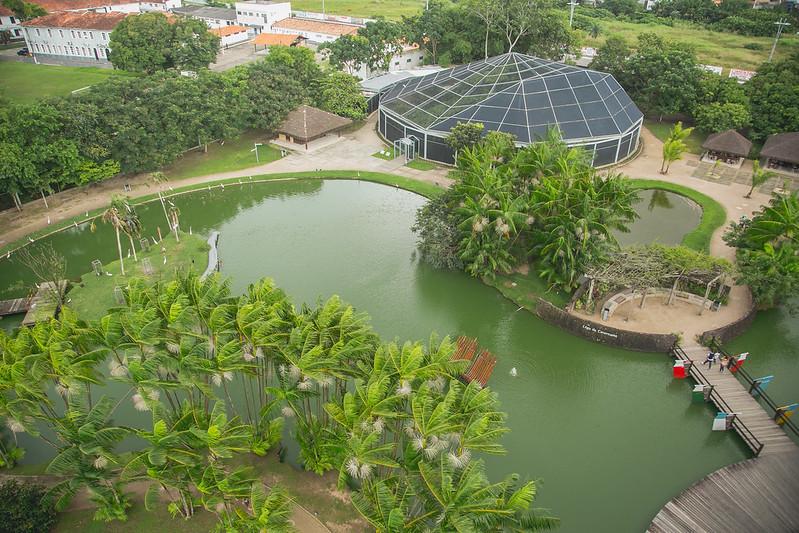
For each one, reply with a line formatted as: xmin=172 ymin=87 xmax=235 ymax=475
xmin=394 ymin=61 xmax=399 ymax=66
xmin=59 ymin=29 xmax=63 ymax=37
xmin=89 ymin=31 xmax=93 ymax=38
xmin=14 ymin=29 xmax=20 ymax=36
xmin=406 ymin=58 xmax=411 ymax=63
xmin=71 ymin=30 xmax=75 ymax=38
xmin=9 ymin=16 xmax=15 ymax=23
xmin=36 ymin=29 xmax=40 ymax=35
xmin=47 ymin=29 xmax=51 ymax=36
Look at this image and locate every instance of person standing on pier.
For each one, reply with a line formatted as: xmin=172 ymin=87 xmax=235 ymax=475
xmin=719 ymin=355 xmax=729 ymax=373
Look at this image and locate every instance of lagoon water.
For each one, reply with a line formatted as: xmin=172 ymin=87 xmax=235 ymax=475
xmin=0 ymin=180 xmax=760 ymax=532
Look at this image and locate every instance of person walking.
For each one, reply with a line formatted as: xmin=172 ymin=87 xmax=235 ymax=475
xmin=719 ymin=355 xmax=729 ymax=373
xmin=703 ymin=351 xmax=715 ymax=369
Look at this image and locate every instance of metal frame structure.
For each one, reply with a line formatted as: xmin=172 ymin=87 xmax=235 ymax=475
xmin=378 ymin=52 xmax=643 ymax=166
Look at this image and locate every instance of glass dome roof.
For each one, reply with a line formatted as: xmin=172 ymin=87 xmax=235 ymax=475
xmin=380 ymin=52 xmax=643 ymax=143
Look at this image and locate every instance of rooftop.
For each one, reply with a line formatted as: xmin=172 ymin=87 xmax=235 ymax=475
xmin=761 ymin=132 xmax=799 ymax=164
xmin=0 ymin=5 xmax=13 ymax=16
xmin=272 ymin=17 xmax=360 ymax=37
xmin=22 ymin=11 xmax=129 ymax=30
xmin=701 ymin=129 xmax=752 ymax=157
xmin=172 ymin=6 xmax=237 ymax=20
xmin=210 ymin=24 xmax=248 ymax=36
xmin=28 ymin=0 xmax=134 ymax=12
xmin=381 ymin=52 xmax=642 ymax=143
xmin=252 ymin=32 xmax=302 ymax=46
xmin=278 ymin=105 xmax=352 ymax=142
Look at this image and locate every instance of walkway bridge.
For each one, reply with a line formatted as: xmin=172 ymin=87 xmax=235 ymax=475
xmin=649 ymin=343 xmax=799 ymax=532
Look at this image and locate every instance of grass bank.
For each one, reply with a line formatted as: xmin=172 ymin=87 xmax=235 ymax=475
xmin=628 ymin=179 xmax=727 ymax=253
xmin=581 ymin=16 xmax=798 ymax=70
xmin=66 ymin=233 xmax=209 ymax=320
xmin=162 ymin=131 xmax=283 ymax=180
xmin=644 ymin=120 xmax=705 ymax=155
xmin=290 ymin=0 xmax=423 ymax=19
xmin=0 ymin=62 xmax=134 ymax=103
xmin=0 ymin=171 xmax=446 ymax=255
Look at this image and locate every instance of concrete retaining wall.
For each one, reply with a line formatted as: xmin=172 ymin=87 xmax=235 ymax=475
xmin=700 ymin=300 xmax=758 ymax=345
xmin=534 ymin=299 xmax=678 ymax=353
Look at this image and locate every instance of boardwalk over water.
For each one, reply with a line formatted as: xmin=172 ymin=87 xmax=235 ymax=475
xmin=649 ymin=344 xmax=799 ymax=532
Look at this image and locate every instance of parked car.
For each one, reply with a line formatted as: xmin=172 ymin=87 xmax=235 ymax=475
xmin=16 ymin=48 xmax=30 ymax=56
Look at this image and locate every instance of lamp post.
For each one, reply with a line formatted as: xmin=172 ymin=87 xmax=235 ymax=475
xmin=768 ymin=19 xmax=791 ymax=62
xmin=568 ymin=1 xmax=579 ymax=28
xmin=251 ymin=142 xmax=263 ymax=163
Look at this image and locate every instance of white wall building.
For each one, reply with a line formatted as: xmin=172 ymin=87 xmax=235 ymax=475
xmin=234 ymin=0 xmax=291 ymax=34
xmin=31 ymin=0 xmax=142 ymax=14
xmin=211 ymin=24 xmax=249 ymax=46
xmin=0 ymin=6 xmax=24 ymax=39
xmin=352 ymin=43 xmax=425 ymax=80
xmin=173 ymin=6 xmax=238 ymax=28
xmin=270 ymin=16 xmax=358 ymax=44
xmin=21 ymin=11 xmax=127 ymax=63
xmin=138 ymin=0 xmax=180 ymax=12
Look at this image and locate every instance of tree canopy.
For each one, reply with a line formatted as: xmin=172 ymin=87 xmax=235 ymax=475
xmin=109 ymin=13 xmax=220 ymax=73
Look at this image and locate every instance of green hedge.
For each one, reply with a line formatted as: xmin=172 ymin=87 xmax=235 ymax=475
xmin=628 ymin=179 xmax=727 ymax=253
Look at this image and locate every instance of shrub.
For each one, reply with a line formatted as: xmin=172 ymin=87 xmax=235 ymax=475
xmin=743 ymin=42 xmax=762 ymax=50
xmin=0 ymin=480 xmax=57 ymax=533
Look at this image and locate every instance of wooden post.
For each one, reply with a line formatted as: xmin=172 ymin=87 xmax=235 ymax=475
xmin=585 ymin=278 xmax=595 ymax=310
xmin=639 ymin=287 xmax=648 ymax=308
xmin=700 ymin=282 xmax=712 ymax=316
xmin=667 ymin=276 xmax=680 ymax=306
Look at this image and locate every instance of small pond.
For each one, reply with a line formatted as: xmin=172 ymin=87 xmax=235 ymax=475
xmin=0 ymin=180 xmax=760 ymax=532
xmin=615 ymin=189 xmax=702 ymax=247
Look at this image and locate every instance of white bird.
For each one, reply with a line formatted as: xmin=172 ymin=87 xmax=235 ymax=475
xmin=28 ymin=237 xmax=34 ymax=243
xmin=509 ymin=367 xmax=518 ymax=377
xmin=47 ymin=216 xmax=51 ymax=225
xmin=127 ymin=250 xmax=131 ymax=258
xmin=163 ymin=256 xmax=167 ymax=265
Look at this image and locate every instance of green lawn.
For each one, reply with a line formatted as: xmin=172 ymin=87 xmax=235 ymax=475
xmin=162 ymin=131 xmax=283 ymax=180
xmin=628 ymin=179 xmax=727 ymax=253
xmin=372 ymin=150 xmax=395 ymax=161
xmin=291 ymin=0 xmax=424 ymax=19
xmin=0 ymin=62 xmax=133 ymax=103
xmin=644 ymin=119 xmax=705 ymax=155
xmin=406 ymin=159 xmax=439 ymax=171
xmin=66 ymin=233 xmax=209 ymax=321
xmin=581 ymin=15 xmax=799 ymax=71
xmin=491 ymin=269 xmax=571 ymax=309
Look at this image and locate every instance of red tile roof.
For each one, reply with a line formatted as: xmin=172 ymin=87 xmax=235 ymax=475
xmin=29 ymin=0 xmax=136 ymax=12
xmin=272 ymin=17 xmax=359 ymax=37
xmin=210 ymin=24 xmax=247 ymax=37
xmin=22 ymin=11 xmax=129 ymax=30
xmin=0 ymin=5 xmax=14 ymax=16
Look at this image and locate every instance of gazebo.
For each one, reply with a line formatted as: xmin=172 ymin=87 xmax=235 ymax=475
xmin=761 ymin=132 xmax=799 ymax=174
xmin=276 ymin=105 xmax=352 ymax=149
xmin=701 ymin=129 xmax=752 ymax=168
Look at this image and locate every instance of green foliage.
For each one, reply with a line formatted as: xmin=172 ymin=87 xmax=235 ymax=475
xmin=0 ymin=0 xmax=45 ymax=20
xmin=319 ymin=34 xmax=370 ymax=74
xmin=415 ymin=130 xmax=638 ymax=290
xmin=602 ymin=0 xmax=640 ymax=17
xmin=314 ymin=71 xmax=367 ymax=120
xmin=660 ymin=121 xmax=694 ymax=174
xmin=0 ymin=480 xmax=57 ymax=533
xmin=747 ymin=53 xmax=799 ymax=142
xmin=616 ymin=33 xmax=702 ymax=117
xmin=590 ymin=35 xmax=630 ymax=80
xmin=445 ymin=121 xmax=485 ymax=155
xmin=109 ymin=13 xmax=220 ymax=73
xmin=724 ymin=191 xmax=799 ymax=309
xmin=693 ymin=102 xmax=750 ymax=133
xmin=359 ymin=18 xmax=404 ymax=72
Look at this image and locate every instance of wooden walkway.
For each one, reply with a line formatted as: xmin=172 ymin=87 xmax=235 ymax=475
xmin=649 ymin=344 xmax=799 ymax=532
xmin=21 ymin=281 xmax=68 ymax=326
xmin=0 ymin=297 xmax=32 ymax=317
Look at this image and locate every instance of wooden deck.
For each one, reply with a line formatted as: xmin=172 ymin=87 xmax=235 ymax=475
xmin=649 ymin=344 xmax=799 ymax=532
xmin=0 ymin=297 xmax=32 ymax=317
xmin=451 ymin=336 xmax=497 ymax=387
xmin=21 ymin=281 xmax=67 ymax=326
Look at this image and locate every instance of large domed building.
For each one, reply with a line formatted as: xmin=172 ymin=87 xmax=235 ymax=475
xmin=377 ymin=52 xmax=643 ymax=166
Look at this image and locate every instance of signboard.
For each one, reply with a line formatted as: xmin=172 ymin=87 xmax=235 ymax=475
xmin=728 ymin=69 xmax=755 ymax=83
xmin=699 ymin=64 xmax=723 ymax=75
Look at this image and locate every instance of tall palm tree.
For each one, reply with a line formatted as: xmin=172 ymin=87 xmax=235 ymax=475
xmin=102 ymin=195 xmax=129 ymax=275
xmin=745 ymin=160 xmax=776 ymax=198
xmin=119 ymin=198 xmax=142 ymax=262
xmin=660 ymin=139 xmax=686 ymax=174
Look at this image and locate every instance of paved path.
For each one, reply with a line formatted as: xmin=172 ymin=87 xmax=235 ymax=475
xmin=649 ymin=344 xmax=799 ymax=532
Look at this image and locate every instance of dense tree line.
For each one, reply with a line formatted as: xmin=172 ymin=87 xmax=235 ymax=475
xmin=414 ymin=130 xmax=639 ymax=290
xmin=0 ymin=271 xmax=557 ymax=530
xmin=322 ymin=0 xmax=575 ymax=71
xmin=593 ymin=34 xmax=799 ymax=141
xmin=0 ymin=47 xmax=366 ymax=209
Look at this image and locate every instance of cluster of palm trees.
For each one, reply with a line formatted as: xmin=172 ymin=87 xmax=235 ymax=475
xmin=101 ymin=195 xmax=143 ymax=276
xmin=0 ymin=271 xmax=557 ymax=531
xmin=424 ymin=130 xmax=639 ymax=290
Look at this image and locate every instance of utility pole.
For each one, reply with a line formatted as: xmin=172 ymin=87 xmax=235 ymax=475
xmin=568 ymin=1 xmax=579 ymax=28
xmin=768 ymin=19 xmax=791 ymax=62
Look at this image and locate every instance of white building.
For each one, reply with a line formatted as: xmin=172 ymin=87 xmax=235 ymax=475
xmin=21 ymin=11 xmax=127 ymax=63
xmin=210 ymin=24 xmax=249 ymax=46
xmin=234 ymin=0 xmax=290 ymax=34
xmin=270 ymin=16 xmax=358 ymax=44
xmin=0 ymin=6 xmax=24 ymax=40
xmin=138 ymin=0 xmax=180 ymax=12
xmin=173 ymin=6 xmax=238 ymax=28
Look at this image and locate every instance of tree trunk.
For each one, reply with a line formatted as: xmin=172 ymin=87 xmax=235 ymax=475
xmin=484 ymin=24 xmax=490 ymax=59
xmin=128 ymin=234 xmax=138 ymax=262
xmin=660 ymin=159 xmax=667 ymax=173
xmin=159 ymin=193 xmax=170 ymax=228
xmin=745 ymin=184 xmax=754 ymax=198
xmin=171 ymin=211 xmax=180 ymax=243
xmin=12 ymin=192 xmax=22 ymax=211
xmin=115 ymin=226 xmax=126 ymax=276
xmin=40 ymin=189 xmax=49 ymax=209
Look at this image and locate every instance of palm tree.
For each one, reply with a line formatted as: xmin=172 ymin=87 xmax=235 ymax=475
xmin=745 ymin=191 xmax=799 ymax=247
xmin=660 ymin=139 xmax=686 ymax=174
xmin=119 ymin=198 xmax=142 ymax=262
xmin=226 ymin=483 xmax=295 ymax=532
xmin=102 ymin=195 xmax=129 ymax=276
xmin=745 ymin=160 xmax=776 ymax=198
